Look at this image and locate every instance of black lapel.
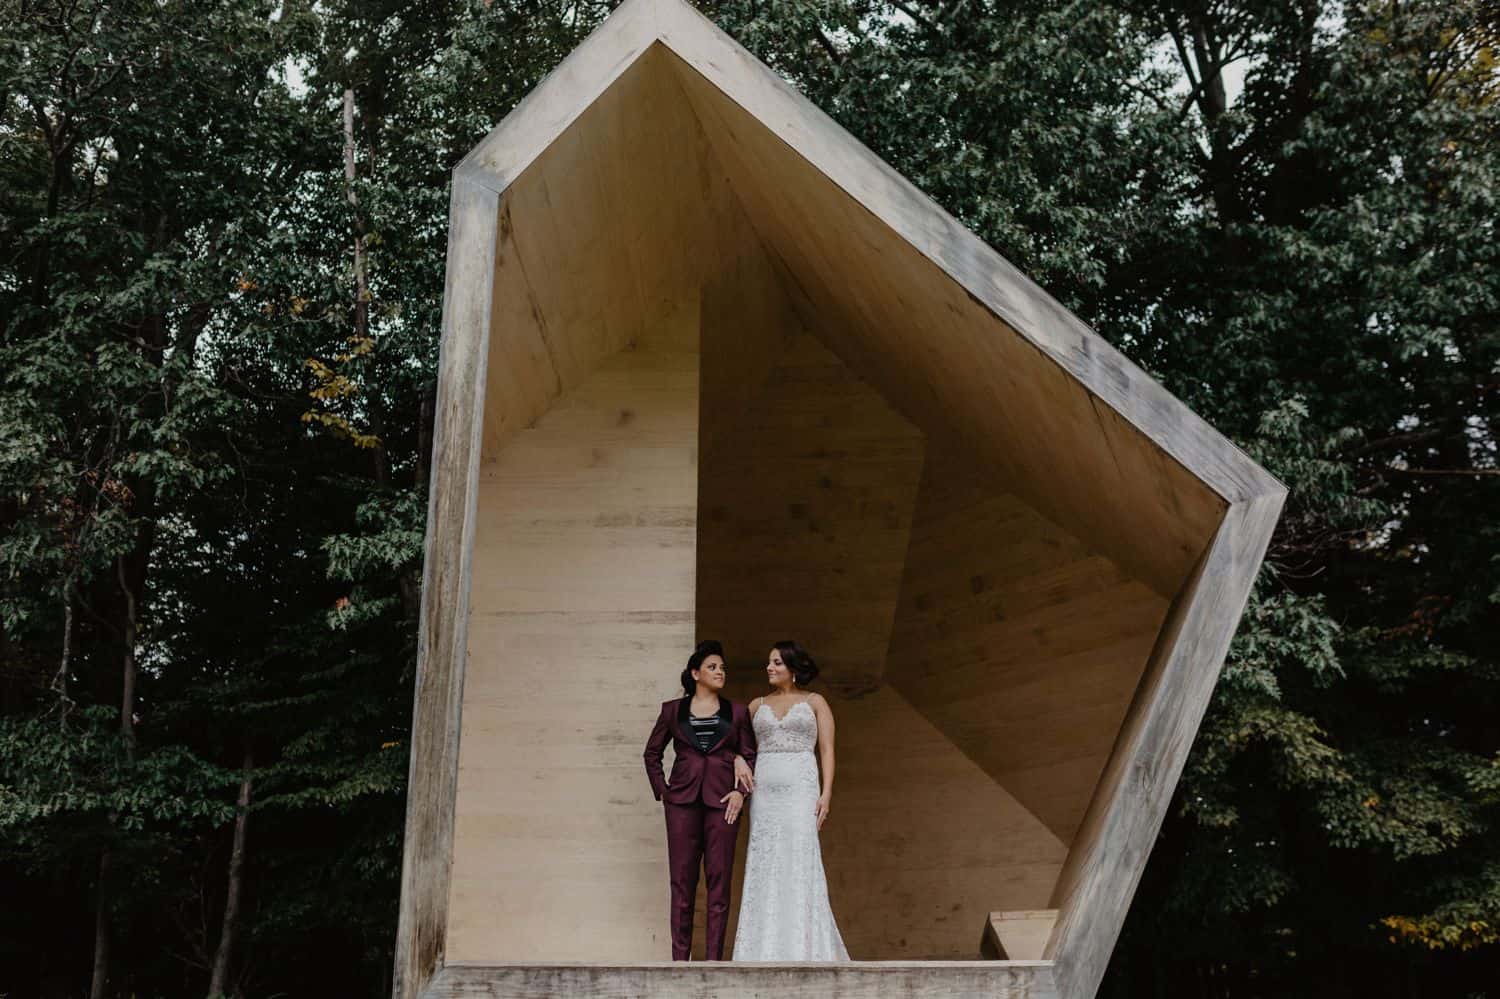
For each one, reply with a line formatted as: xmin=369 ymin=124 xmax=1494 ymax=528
xmin=676 ymin=696 xmax=694 ymax=747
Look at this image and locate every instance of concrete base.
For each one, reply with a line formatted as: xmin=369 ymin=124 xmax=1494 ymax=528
xmin=430 ymin=961 xmax=1058 ymax=998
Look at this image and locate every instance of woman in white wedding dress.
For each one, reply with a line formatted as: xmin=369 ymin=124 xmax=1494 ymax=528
xmin=732 ymin=641 xmax=850 ymax=961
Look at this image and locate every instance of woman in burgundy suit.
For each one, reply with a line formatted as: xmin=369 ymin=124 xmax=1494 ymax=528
xmin=642 ymin=640 xmax=758 ymax=961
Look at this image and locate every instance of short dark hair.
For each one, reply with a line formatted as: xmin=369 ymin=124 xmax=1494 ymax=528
xmin=681 ymin=639 xmax=725 ymax=696
xmin=773 ymin=640 xmax=819 ymax=687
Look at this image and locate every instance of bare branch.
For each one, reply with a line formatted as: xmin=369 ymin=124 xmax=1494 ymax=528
xmin=50 ymin=582 xmax=77 ymax=727
xmin=1341 ymin=428 xmax=1450 ymax=459
xmin=890 ymin=0 xmax=939 ymax=34
xmin=1385 ymin=466 xmax=1500 ymax=478
xmin=813 ymin=28 xmax=844 ymax=66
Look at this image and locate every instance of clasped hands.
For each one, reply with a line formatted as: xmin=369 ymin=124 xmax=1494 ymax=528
xmin=719 ymin=758 xmax=828 ymax=828
xmin=720 ymin=755 xmax=756 ymax=823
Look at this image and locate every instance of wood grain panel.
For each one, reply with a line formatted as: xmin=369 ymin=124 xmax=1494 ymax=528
xmin=652 ymin=0 xmax=1280 ymax=511
xmin=696 ymin=233 xmax=802 ymax=454
xmin=698 ymin=685 xmax=1069 ymax=963
xmin=985 ymin=911 xmax=1060 ymax=962
xmin=887 ymin=449 xmax=1171 ymax=844
xmin=814 ymin=687 xmax=1066 ymax=959
xmin=446 ymin=335 xmax=699 ymax=963
xmin=694 ymin=268 xmax=1069 ymax=959
xmin=696 ymin=306 xmax=926 ymax=689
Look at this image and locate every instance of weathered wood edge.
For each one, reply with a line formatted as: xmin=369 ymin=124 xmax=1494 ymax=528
xmin=392 ymin=175 xmax=500 ymax=999
xmin=454 ymin=0 xmax=658 ymax=192
xmin=425 ymin=961 xmax=1059 ymax=999
xmin=1043 ymin=486 xmax=1287 ymax=999
xmin=647 ymin=0 xmax=1280 ymax=506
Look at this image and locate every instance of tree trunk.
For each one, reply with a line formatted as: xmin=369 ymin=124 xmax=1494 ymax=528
xmin=90 ymin=555 xmax=143 ymax=997
xmin=89 ymin=848 xmax=111 ymax=999
xmin=30 ymin=123 xmax=72 ymax=322
xmin=207 ymin=748 xmax=254 ymax=998
xmin=343 ymin=88 xmax=369 ymax=346
xmin=1185 ymin=17 xmax=1240 ymax=227
xmin=52 ymin=583 xmax=75 ymax=722
xmin=416 ymin=382 xmax=435 ymax=489
xmin=343 ymin=87 xmax=396 ymax=494
xmin=117 ymin=556 xmax=138 ymax=759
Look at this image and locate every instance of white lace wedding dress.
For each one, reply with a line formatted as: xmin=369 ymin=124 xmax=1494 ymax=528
xmin=733 ymin=700 xmax=850 ymax=961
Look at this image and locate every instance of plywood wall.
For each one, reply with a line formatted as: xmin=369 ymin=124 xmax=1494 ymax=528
xmin=696 ymin=327 xmax=926 ymax=691
xmin=887 ymin=448 xmax=1172 ymax=844
xmin=446 ymin=310 xmax=699 ymax=962
xmin=805 ymin=686 xmax=1067 ymax=958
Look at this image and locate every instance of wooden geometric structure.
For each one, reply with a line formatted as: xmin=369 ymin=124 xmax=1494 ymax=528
xmin=393 ymin=1 xmax=1287 ymax=996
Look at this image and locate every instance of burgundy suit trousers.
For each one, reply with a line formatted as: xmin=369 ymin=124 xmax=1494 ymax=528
xmin=664 ymin=799 xmax=740 ymax=960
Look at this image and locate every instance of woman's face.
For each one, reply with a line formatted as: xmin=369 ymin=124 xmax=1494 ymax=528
xmin=694 ymin=655 xmax=727 ymax=691
xmin=766 ymin=648 xmax=792 ymax=687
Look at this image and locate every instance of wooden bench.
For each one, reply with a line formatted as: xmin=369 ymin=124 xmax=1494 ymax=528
xmin=981 ymin=910 xmax=1060 ymax=961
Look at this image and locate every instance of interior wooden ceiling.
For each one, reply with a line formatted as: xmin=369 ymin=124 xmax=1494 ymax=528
xmin=483 ymin=44 xmax=1228 ymax=599
xmin=480 ymin=46 xmax=752 ymax=461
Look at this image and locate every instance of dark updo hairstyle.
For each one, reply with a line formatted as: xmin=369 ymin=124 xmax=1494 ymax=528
xmin=680 ymin=639 xmax=725 ymax=696
xmin=773 ymin=640 xmax=819 ymax=687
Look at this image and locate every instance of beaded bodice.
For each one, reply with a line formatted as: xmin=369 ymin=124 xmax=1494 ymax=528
xmin=753 ymin=700 xmax=817 ymax=754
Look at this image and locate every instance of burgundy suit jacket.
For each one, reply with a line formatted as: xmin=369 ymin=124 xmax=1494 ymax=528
xmin=643 ymin=696 xmax=757 ymax=809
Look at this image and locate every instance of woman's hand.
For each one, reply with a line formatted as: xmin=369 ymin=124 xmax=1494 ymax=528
xmin=814 ymin=793 xmax=831 ymax=830
xmin=721 ymin=790 xmax=745 ymax=824
xmin=734 ymin=755 xmax=755 ymax=793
